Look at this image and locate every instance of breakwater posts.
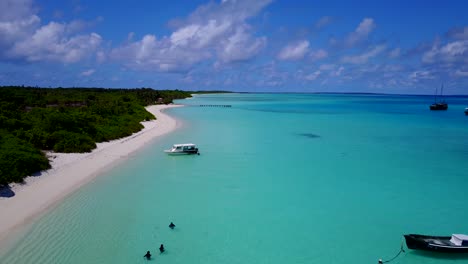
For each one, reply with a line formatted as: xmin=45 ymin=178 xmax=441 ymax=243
xmin=198 ymin=104 xmax=232 ymax=107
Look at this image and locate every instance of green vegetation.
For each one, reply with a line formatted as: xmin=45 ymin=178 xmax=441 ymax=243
xmin=0 ymin=134 xmax=50 ymax=185
xmin=0 ymin=86 xmax=191 ymax=185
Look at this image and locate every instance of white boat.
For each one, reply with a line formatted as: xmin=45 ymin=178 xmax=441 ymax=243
xmin=164 ymin=143 xmax=199 ymax=155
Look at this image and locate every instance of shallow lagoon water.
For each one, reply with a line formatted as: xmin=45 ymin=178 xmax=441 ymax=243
xmin=2 ymin=93 xmax=468 ymax=264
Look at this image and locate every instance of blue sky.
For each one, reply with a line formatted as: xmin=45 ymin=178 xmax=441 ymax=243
xmin=1 ymin=0 xmax=468 ymax=94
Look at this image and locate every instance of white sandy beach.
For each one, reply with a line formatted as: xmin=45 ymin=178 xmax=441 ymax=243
xmin=0 ymin=104 xmax=182 ymax=243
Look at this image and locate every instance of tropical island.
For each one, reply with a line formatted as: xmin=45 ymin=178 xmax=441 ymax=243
xmin=0 ymin=86 xmax=192 ymax=186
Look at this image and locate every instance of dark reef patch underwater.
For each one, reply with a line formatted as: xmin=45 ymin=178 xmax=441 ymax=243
xmin=298 ymin=133 xmax=321 ymax=139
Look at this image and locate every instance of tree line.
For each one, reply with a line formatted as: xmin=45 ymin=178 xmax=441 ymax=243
xmin=0 ymin=86 xmax=192 ymax=185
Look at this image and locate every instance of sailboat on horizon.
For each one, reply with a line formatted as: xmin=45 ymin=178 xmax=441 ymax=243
xmin=429 ymin=84 xmax=448 ymax=111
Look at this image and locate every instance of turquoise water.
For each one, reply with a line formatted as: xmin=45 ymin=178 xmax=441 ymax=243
xmin=2 ymin=93 xmax=468 ymax=264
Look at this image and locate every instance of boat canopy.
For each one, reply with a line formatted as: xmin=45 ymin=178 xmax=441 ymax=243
xmin=450 ymin=234 xmax=468 ymax=246
xmin=173 ymin=143 xmax=196 ymax=147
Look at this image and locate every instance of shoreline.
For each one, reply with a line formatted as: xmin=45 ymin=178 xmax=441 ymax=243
xmin=0 ymin=104 xmax=182 ymax=245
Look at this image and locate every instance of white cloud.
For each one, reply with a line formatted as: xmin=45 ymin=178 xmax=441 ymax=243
xmin=315 ymin=16 xmax=333 ymax=29
xmin=332 ymin=66 xmax=344 ymax=76
xmin=309 ymin=49 xmax=328 ymax=61
xmin=277 ymin=40 xmax=310 ymax=60
xmin=409 ymin=70 xmax=435 ymax=81
xmin=135 ymin=35 xmax=158 ymax=60
xmin=447 ymin=27 xmax=468 ymax=40
xmin=127 ymin=32 xmax=135 ymax=41
xmin=454 ymin=70 xmax=468 ymax=77
xmin=345 ymin=18 xmax=376 ymax=46
xmin=11 ymin=22 xmax=102 ymax=63
xmin=170 ymin=20 xmax=232 ymax=49
xmin=187 ymin=0 xmax=272 ymax=25
xmin=96 ymin=51 xmax=106 ymax=63
xmin=0 ymin=15 xmax=40 ymax=45
xmin=341 ymin=45 xmax=386 ymax=64
xmin=252 ymin=60 xmax=289 ymax=87
xmin=170 ymin=24 xmax=201 ymax=46
xmin=0 ymin=0 xmax=40 ymax=48
xmin=80 ymin=69 xmax=95 ymax=76
xmin=218 ymin=26 xmax=266 ymax=63
xmin=422 ymin=40 xmax=468 ymax=64
xmin=110 ymin=34 xmax=211 ymax=72
xmin=111 ymin=0 xmax=271 ymax=72
xmin=305 ymin=70 xmax=321 ymax=81
xmin=439 ymin=41 xmax=467 ymax=57
xmin=0 ymin=0 xmax=36 ymax=21
xmin=0 ymin=0 xmax=102 ymax=63
xmin=356 ymin=18 xmax=375 ymax=36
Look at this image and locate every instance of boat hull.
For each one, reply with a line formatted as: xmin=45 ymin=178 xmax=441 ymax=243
xmin=164 ymin=150 xmax=199 ymax=155
xmin=430 ymin=103 xmax=448 ymax=110
xmin=404 ymin=234 xmax=468 ymax=253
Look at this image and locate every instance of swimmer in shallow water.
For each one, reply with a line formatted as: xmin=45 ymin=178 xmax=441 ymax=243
xmin=159 ymin=244 xmax=165 ymax=253
xmin=144 ymin=251 xmax=151 ymax=260
xmin=169 ymin=222 xmax=175 ymax=229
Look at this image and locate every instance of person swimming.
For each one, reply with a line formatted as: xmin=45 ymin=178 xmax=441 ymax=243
xmin=143 ymin=251 xmax=151 ymax=260
xmin=169 ymin=222 xmax=175 ymax=229
xmin=159 ymin=244 xmax=165 ymax=253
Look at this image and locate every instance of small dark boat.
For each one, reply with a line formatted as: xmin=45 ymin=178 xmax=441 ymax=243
xmin=430 ymin=102 xmax=448 ymax=110
xmin=429 ymin=85 xmax=448 ymax=111
xmin=404 ymin=234 xmax=468 ymax=253
xmin=464 ymin=108 xmax=468 ymax=115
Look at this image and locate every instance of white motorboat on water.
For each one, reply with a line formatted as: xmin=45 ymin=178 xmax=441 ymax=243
xmin=164 ymin=143 xmax=199 ymax=155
